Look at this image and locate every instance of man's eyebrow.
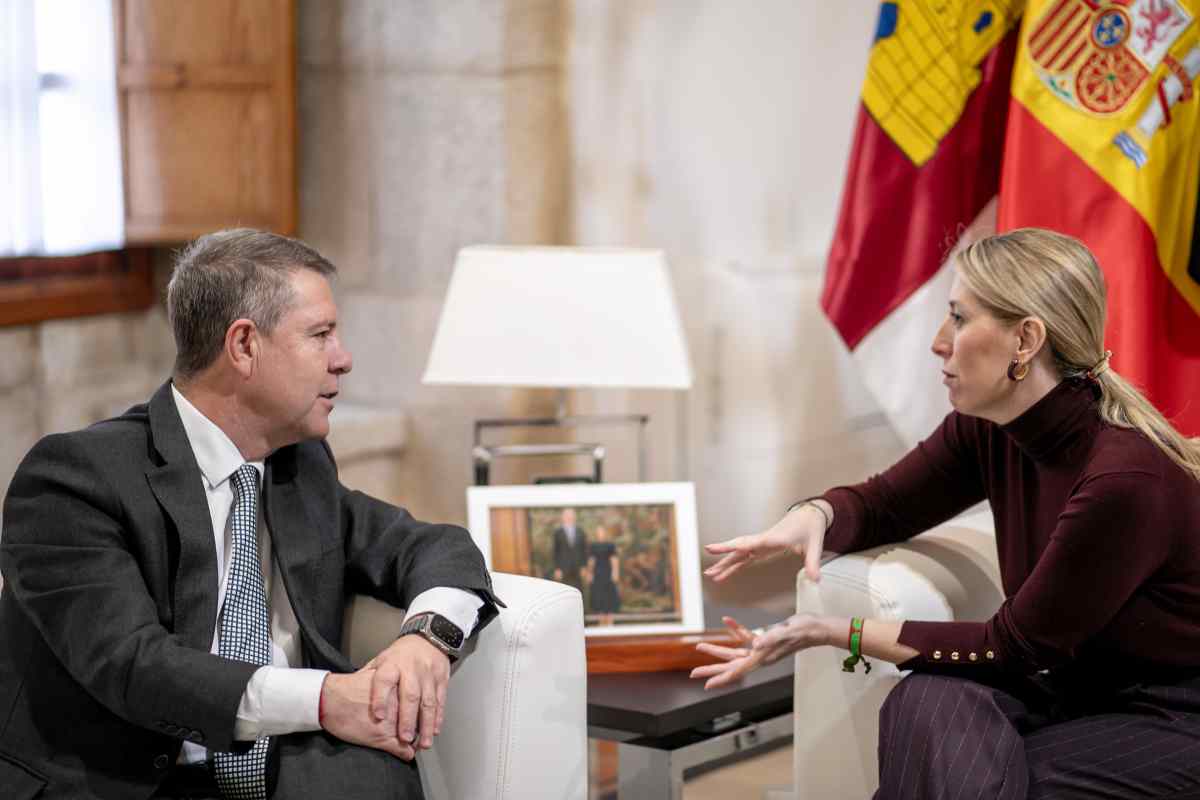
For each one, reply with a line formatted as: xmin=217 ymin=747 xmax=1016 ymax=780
xmin=306 ymin=319 xmax=338 ymax=332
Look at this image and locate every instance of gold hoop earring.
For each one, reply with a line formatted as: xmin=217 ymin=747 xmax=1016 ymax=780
xmin=1007 ymin=359 xmax=1029 ymax=382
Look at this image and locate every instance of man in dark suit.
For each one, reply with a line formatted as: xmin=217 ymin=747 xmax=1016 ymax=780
xmin=0 ymin=230 xmax=500 ymax=799
xmin=551 ymin=507 xmax=588 ymax=593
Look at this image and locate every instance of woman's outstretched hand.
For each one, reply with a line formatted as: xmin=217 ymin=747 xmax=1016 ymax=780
xmin=690 ymin=613 xmax=835 ymax=689
xmin=703 ymin=501 xmax=830 ymax=584
xmin=689 ymin=616 xmax=766 ymax=689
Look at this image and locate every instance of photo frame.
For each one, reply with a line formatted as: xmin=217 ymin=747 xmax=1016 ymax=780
xmin=466 ymin=482 xmax=703 ymax=637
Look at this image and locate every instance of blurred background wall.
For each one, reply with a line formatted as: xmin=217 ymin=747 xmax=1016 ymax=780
xmin=0 ymin=0 xmax=910 ymax=613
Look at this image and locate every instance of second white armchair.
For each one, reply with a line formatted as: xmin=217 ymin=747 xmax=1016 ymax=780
xmin=792 ymin=511 xmax=1003 ymax=799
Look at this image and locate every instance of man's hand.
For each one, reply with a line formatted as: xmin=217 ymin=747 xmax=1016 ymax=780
xmin=319 ymin=669 xmax=416 ymax=761
xmin=364 ymin=635 xmax=450 ymax=752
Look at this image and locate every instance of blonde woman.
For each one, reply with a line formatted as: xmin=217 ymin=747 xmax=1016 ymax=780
xmin=694 ymin=229 xmax=1200 ymax=799
xmin=587 ymin=524 xmax=621 ymax=626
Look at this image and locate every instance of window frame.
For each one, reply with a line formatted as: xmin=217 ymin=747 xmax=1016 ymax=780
xmin=0 ymin=249 xmax=155 ymax=327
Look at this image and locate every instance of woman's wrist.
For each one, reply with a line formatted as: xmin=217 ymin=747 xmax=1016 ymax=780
xmin=807 ymin=615 xmax=847 ymax=649
xmin=786 ymin=499 xmax=832 ymax=532
xmin=833 ymin=616 xmax=853 ymax=649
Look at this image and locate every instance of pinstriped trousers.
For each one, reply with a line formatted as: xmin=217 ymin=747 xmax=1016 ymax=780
xmin=874 ymin=672 xmax=1200 ymax=799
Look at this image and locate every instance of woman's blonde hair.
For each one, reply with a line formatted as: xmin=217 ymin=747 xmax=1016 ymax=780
xmin=955 ymin=227 xmax=1200 ymax=483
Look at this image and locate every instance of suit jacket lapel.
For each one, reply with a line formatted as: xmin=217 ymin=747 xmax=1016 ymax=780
xmin=144 ymin=381 xmax=220 ymax=652
xmin=264 ymin=449 xmax=352 ymax=672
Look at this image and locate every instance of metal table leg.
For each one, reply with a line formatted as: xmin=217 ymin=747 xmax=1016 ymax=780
xmin=615 ymin=712 xmax=793 ymax=799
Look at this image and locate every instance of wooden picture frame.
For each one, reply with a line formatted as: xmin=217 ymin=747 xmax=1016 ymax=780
xmin=467 ymin=482 xmax=703 ymax=637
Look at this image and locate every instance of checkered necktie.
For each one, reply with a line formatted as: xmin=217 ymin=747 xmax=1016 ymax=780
xmin=212 ymin=464 xmax=271 ymax=800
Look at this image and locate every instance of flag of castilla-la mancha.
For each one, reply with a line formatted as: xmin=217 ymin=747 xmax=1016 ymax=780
xmin=822 ymin=0 xmax=1200 ymax=444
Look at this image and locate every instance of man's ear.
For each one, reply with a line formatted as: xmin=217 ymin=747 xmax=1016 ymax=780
xmin=225 ymin=318 xmax=259 ymax=378
xmin=1016 ymin=316 xmax=1048 ymax=361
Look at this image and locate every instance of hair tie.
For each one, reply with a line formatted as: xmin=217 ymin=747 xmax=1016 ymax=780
xmin=1086 ymin=350 xmax=1113 ymax=381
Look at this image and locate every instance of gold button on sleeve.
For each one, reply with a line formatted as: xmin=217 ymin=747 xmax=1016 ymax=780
xmin=969 ymin=652 xmax=978 ymax=662
xmin=985 ymin=650 xmax=995 ymax=660
xmin=950 ymin=651 xmax=960 ymax=661
xmin=932 ymin=650 xmax=942 ymax=660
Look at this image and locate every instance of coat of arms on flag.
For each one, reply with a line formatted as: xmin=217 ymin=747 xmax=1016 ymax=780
xmin=1027 ymin=0 xmax=1199 ymax=166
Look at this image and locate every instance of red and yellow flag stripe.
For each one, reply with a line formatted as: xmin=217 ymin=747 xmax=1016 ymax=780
xmin=1000 ymin=0 xmax=1200 ymax=431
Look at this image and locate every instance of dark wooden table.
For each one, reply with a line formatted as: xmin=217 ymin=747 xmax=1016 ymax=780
xmin=588 ymin=656 xmax=794 ymax=741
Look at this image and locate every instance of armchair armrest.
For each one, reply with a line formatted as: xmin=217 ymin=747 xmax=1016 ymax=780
xmin=343 ymin=572 xmax=587 ymax=800
xmin=792 ymin=516 xmax=1002 ymax=799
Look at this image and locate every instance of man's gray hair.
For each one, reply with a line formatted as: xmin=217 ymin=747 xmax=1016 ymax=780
xmin=167 ymin=229 xmax=336 ymax=379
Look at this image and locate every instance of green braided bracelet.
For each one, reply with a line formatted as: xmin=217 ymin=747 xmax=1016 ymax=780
xmin=842 ymin=616 xmax=872 ymax=674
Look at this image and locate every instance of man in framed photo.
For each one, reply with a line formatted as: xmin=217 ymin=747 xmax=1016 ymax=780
xmin=551 ymin=507 xmax=588 ymax=593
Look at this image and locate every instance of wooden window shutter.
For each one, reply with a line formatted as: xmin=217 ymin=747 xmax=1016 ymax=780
xmin=115 ymin=0 xmax=296 ymax=243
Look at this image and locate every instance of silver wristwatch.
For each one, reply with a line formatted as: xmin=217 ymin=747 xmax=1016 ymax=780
xmin=398 ymin=612 xmax=465 ymax=662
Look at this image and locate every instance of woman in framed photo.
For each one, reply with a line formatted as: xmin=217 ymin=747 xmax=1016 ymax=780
xmin=587 ymin=524 xmax=621 ymax=626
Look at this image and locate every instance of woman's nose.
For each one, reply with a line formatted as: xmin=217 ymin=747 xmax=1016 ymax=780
xmin=931 ymin=320 xmax=952 ymax=358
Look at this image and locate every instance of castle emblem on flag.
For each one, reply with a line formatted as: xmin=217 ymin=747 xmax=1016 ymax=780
xmin=1028 ymin=0 xmax=1193 ymax=115
xmin=861 ymin=0 xmax=1023 ymax=166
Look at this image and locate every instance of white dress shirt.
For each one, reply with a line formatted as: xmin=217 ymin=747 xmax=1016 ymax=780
xmin=171 ymin=387 xmax=483 ymax=762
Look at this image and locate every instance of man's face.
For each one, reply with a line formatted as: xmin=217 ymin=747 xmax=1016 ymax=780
xmin=562 ymin=508 xmax=576 ymax=527
xmin=250 ymin=269 xmax=353 ymax=450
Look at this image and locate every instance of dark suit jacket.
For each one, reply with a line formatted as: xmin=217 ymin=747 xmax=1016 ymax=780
xmin=551 ymin=526 xmax=588 ymax=579
xmin=0 ymin=381 xmax=499 ymax=799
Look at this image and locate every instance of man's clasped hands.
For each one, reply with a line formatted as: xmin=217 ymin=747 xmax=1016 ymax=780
xmin=319 ymin=635 xmax=450 ymax=761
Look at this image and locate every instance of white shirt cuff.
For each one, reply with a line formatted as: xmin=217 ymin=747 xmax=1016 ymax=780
xmin=403 ymin=587 xmax=485 ymax=637
xmin=233 ymin=666 xmax=329 ymax=740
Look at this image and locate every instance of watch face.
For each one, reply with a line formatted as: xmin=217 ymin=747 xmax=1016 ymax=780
xmin=430 ymin=616 xmax=464 ymax=649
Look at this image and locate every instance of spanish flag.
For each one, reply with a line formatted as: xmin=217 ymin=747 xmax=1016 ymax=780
xmin=1000 ymin=0 xmax=1200 ymax=433
xmin=824 ymin=0 xmax=1200 ymax=440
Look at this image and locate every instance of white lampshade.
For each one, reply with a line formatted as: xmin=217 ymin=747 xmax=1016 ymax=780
xmin=423 ymin=246 xmax=693 ymax=389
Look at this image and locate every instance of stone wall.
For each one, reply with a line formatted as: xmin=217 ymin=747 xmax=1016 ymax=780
xmin=0 ymin=308 xmax=174 ymax=508
xmin=297 ymin=0 xmax=572 ymax=521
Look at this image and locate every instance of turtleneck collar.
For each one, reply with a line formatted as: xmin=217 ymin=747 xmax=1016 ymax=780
xmin=1000 ymin=377 xmax=1101 ymax=462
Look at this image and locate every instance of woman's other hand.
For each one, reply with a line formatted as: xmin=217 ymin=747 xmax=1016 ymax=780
xmin=690 ymin=613 xmax=835 ymax=689
xmin=703 ymin=500 xmax=830 ymax=583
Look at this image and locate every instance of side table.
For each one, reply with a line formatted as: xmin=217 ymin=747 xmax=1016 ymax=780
xmin=588 ymin=657 xmax=794 ymax=799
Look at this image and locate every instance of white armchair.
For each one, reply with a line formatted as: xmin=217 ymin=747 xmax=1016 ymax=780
xmin=792 ymin=511 xmax=1003 ymax=799
xmin=344 ymin=572 xmax=587 ymax=800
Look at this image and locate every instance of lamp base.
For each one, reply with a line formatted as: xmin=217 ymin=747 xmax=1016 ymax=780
xmin=532 ymin=475 xmax=597 ymax=485
xmin=472 ymin=440 xmax=605 ymax=485
xmin=472 ymin=411 xmax=649 ymax=485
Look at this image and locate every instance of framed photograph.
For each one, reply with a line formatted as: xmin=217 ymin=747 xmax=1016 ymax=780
xmin=466 ymin=482 xmax=703 ymax=636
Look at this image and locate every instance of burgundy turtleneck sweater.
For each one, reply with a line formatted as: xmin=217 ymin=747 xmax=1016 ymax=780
xmin=822 ymin=378 xmax=1200 ymax=681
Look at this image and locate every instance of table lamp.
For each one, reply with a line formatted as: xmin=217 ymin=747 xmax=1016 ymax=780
xmin=422 ymin=245 xmax=693 ymax=484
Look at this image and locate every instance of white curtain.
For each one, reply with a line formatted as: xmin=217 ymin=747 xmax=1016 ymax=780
xmin=0 ymin=0 xmax=123 ymax=257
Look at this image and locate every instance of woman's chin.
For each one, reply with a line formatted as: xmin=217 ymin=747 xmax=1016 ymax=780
xmin=945 ymin=388 xmax=967 ymax=413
